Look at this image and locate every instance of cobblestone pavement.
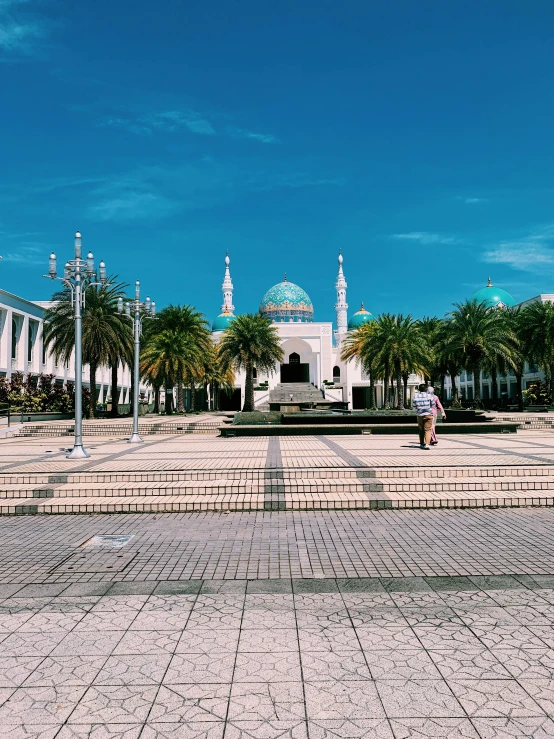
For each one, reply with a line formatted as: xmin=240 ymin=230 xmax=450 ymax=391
xmin=0 ymin=575 xmax=554 ymax=737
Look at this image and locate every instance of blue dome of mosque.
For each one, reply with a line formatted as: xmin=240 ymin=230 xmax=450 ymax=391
xmin=348 ymin=303 xmax=375 ymax=330
xmin=472 ymin=278 xmax=516 ymax=309
xmin=212 ymin=310 xmax=236 ymax=332
xmin=259 ymin=277 xmax=314 ymax=322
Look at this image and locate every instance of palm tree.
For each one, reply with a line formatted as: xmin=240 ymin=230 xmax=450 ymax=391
xmin=520 ymin=301 xmax=554 ymax=399
xmin=199 ymin=344 xmax=235 ymax=411
xmin=43 ymin=277 xmax=132 ymax=418
xmin=140 ymin=329 xmax=193 ymax=415
xmin=340 ymin=322 xmax=378 ymax=409
xmin=372 ymin=314 xmax=429 ymax=409
xmin=416 ymin=316 xmax=443 ymax=386
xmin=151 ymin=305 xmax=211 ymax=413
xmin=444 ymin=300 xmax=518 ymax=408
xmin=217 ymin=313 xmax=283 ymax=412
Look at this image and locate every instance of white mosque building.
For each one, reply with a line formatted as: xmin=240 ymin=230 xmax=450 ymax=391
xmin=210 ymin=252 xmax=421 ymax=410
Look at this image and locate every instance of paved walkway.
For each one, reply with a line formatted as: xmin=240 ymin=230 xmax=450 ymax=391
xmin=0 ymin=575 xmax=553 ymax=737
xmin=2 ymin=434 xmax=554 ymax=735
xmin=1 ymin=507 xmax=553 ymax=584
xmin=3 ymin=432 xmax=554 ymax=512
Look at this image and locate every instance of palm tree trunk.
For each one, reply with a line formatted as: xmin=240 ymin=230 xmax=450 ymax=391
xmin=516 ymin=372 xmax=524 ymax=412
xmin=395 ymin=372 xmax=404 ymax=409
xmin=165 ymin=383 xmax=174 ymax=415
xmin=89 ymin=360 xmax=98 ymax=418
xmin=110 ymin=361 xmax=119 ymax=418
xmin=473 ymin=368 xmax=482 ymax=409
xmin=403 ymin=372 xmax=409 ymax=408
xmin=383 ymin=377 xmax=389 ymax=409
xmin=491 ymin=366 xmax=498 ymax=404
xmin=243 ymin=363 xmax=254 ymax=412
xmin=449 ymin=367 xmax=459 ymax=406
xmin=369 ymin=374 xmax=376 ymax=410
xmin=549 ymin=363 xmax=554 ymax=402
xmin=153 ymin=385 xmax=160 ymax=414
xmin=190 ymin=380 xmax=196 ymax=412
xmin=177 ymin=379 xmax=185 ymax=413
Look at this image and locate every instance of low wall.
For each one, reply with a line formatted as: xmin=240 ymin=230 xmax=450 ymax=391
xmin=221 ymin=421 xmax=519 ymax=437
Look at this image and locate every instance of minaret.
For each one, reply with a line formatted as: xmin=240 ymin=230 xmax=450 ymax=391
xmin=221 ymin=251 xmax=235 ymax=313
xmin=334 ymin=249 xmax=348 ymax=342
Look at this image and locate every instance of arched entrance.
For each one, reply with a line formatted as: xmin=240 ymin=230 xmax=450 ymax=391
xmin=280 ymin=350 xmax=310 ymax=383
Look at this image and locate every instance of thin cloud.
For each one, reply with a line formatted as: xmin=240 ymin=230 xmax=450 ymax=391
xmin=483 ymin=242 xmax=554 ymax=274
xmin=226 ymin=126 xmax=278 ymax=144
xmin=99 ymin=108 xmax=276 ymax=143
xmin=1 ymin=241 xmax=52 ymax=266
xmin=85 ymin=161 xmax=344 ymax=223
xmin=0 ymin=0 xmax=50 ymax=58
xmin=456 ymin=196 xmax=488 ymax=205
xmin=392 ymin=232 xmax=459 ymax=245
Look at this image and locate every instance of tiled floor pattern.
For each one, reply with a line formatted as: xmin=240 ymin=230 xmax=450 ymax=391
xmin=0 ymin=576 xmax=553 ymax=737
xmin=2 ymin=508 xmax=554 ymax=584
xmin=5 ymin=433 xmax=554 ymax=512
xmin=7 ymin=433 xmax=554 ymax=476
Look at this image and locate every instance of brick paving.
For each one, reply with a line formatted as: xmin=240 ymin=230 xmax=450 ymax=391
xmin=1 ymin=508 xmax=554 ymax=584
xmin=4 ymin=432 xmax=554 ymax=512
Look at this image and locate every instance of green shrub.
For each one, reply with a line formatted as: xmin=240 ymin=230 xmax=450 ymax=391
xmin=233 ymin=411 xmax=282 ymax=425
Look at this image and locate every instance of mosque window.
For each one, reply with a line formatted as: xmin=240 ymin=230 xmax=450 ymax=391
xmin=289 ymin=353 xmax=300 ymax=364
xmin=333 ymin=366 xmax=341 ymax=383
xmin=252 ymin=367 xmax=257 ymax=380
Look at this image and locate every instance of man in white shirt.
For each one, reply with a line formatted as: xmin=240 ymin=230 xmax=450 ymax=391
xmin=411 ymin=383 xmax=436 ymax=450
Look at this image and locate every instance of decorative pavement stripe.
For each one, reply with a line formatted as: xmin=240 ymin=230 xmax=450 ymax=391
xmin=452 ymin=437 xmax=554 ymax=465
xmin=265 ymin=437 xmax=285 ymax=511
xmin=316 ymin=436 xmax=367 ymax=468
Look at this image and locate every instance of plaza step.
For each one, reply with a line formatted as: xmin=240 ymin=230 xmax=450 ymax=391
xmin=269 ymin=383 xmax=324 ymax=403
xmin=2 ymin=475 xmax=554 ymax=499
xmin=12 ymin=421 xmax=222 ymax=437
xmin=1 ymin=490 xmax=552 ymax=514
xmin=2 ymin=464 xmax=554 ymax=487
xmin=492 ymin=415 xmax=554 ymax=430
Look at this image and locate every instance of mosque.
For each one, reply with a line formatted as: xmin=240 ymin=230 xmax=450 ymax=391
xmin=211 ymin=253 xmax=548 ymax=410
xmin=211 ymin=252 xmax=417 ymax=410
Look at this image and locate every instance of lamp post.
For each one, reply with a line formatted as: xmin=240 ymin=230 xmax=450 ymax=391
xmin=118 ymin=281 xmax=156 ymax=443
xmin=44 ymin=231 xmax=107 ymax=459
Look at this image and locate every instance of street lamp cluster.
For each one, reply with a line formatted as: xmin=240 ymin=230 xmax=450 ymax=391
xmin=118 ymin=280 xmax=156 ymax=443
xmin=45 ymin=232 xmax=107 ymax=459
xmin=45 ymin=231 xmax=154 ymax=458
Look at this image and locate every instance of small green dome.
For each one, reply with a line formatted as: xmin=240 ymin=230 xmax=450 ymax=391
xmin=259 ymin=276 xmax=314 ymax=322
xmin=212 ymin=311 xmax=235 ymax=332
xmin=472 ymin=278 xmax=516 ymax=309
xmin=348 ymin=303 xmax=374 ymax=329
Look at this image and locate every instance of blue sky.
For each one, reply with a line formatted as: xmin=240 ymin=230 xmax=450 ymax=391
xmin=2 ymin=0 xmax=554 ymax=324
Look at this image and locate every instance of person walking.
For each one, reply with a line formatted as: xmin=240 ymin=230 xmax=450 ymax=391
xmin=411 ymin=383 xmax=436 ymax=450
xmin=427 ymin=386 xmax=446 ymax=445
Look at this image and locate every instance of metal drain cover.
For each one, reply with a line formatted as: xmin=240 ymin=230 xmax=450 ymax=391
xmin=82 ymin=535 xmax=134 ymax=549
xmin=52 ymin=551 xmax=138 ymax=574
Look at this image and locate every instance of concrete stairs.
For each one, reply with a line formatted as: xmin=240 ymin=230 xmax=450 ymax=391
xmin=2 ymin=464 xmax=554 ymax=514
xmin=493 ymin=414 xmax=554 ymax=430
xmin=12 ymin=420 xmax=222 ymax=437
xmin=269 ymin=383 xmax=324 ymax=404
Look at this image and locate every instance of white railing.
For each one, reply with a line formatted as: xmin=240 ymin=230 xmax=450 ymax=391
xmin=323 ymin=387 xmax=344 ymax=402
xmin=254 ymin=392 xmax=270 ymax=407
